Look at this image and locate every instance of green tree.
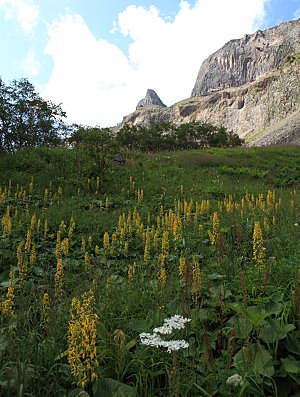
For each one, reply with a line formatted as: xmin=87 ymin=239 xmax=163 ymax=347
xmin=0 ymin=78 xmax=68 ymax=152
xmin=69 ymin=125 xmax=116 ymax=176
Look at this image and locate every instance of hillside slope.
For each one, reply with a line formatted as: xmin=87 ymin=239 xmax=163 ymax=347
xmin=248 ymin=109 xmax=300 ymax=146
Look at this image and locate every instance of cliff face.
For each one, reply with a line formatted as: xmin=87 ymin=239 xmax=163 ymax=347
xmin=136 ymin=89 xmax=166 ymax=109
xmin=120 ymin=19 xmax=300 ymax=146
xmin=191 ymin=18 xmax=300 ymax=96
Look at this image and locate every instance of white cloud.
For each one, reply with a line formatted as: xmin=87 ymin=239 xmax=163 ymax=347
xmin=0 ymin=0 xmax=39 ymax=34
xmin=43 ymin=0 xmax=268 ymax=127
xmin=43 ymin=13 xmax=136 ymax=127
xmin=20 ymin=47 xmax=41 ymax=77
xmin=294 ymin=8 xmax=300 ymax=19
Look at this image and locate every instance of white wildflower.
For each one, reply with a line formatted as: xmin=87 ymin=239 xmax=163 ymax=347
xmin=139 ymin=333 xmax=163 ymax=348
xmin=163 ymin=314 xmax=191 ymax=331
xmin=153 ymin=325 xmax=173 ymax=335
xmin=160 ymin=339 xmax=189 ymax=353
xmin=139 ymin=314 xmax=191 ymax=354
xmin=226 ymin=374 xmax=244 ymax=387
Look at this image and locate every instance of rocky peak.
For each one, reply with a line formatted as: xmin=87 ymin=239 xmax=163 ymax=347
xmin=121 ymin=18 xmax=300 ymax=147
xmin=136 ymin=89 xmax=166 ymax=109
xmin=191 ymin=18 xmax=300 ymax=97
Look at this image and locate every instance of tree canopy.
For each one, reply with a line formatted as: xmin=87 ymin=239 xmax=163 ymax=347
xmin=115 ymin=121 xmax=244 ymax=151
xmin=0 ymin=77 xmax=244 ymax=155
xmin=0 ymin=78 xmax=68 ymax=152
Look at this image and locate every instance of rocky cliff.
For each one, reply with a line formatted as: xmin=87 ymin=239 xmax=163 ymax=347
xmin=136 ymin=89 xmax=166 ymax=109
xmin=121 ymin=19 xmax=300 ymax=146
xmin=191 ymin=18 xmax=300 ymax=96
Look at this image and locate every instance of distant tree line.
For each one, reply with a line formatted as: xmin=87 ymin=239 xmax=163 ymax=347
xmin=0 ymin=78 xmax=243 ymax=155
xmin=0 ymin=78 xmax=68 ymax=152
xmin=114 ymin=121 xmax=243 ymax=151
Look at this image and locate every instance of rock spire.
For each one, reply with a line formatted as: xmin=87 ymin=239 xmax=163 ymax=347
xmin=136 ymin=89 xmax=167 ymax=109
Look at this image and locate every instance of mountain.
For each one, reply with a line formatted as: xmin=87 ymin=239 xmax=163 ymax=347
xmin=191 ymin=18 xmax=300 ymax=96
xmin=120 ymin=18 xmax=300 ymax=146
xmin=136 ymin=89 xmax=166 ymax=109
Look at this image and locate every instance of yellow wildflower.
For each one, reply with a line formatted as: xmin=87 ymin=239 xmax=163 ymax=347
xmin=67 ymin=290 xmax=99 ymax=387
xmin=54 ymin=258 xmax=64 ymax=301
xmin=253 ymin=221 xmax=265 ymax=268
xmin=1 ymin=270 xmax=14 ymax=318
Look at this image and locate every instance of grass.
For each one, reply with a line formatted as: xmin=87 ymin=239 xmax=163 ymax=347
xmin=0 ymin=145 xmax=299 ymax=397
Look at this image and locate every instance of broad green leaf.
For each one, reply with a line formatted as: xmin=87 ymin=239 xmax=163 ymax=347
xmin=209 ymin=285 xmax=224 ymax=295
xmin=281 ymin=358 xmax=300 ymax=374
xmin=128 ymin=319 xmax=151 ymax=332
xmin=252 ymin=346 xmax=274 ymax=377
xmin=259 ymin=319 xmax=295 ymax=343
xmin=281 ymin=324 xmax=296 ymax=337
xmin=264 ymin=301 xmax=283 ymax=315
xmin=224 ymin=289 xmax=233 ymax=298
xmin=243 ymin=306 xmax=270 ymax=326
xmin=234 ymin=343 xmax=274 ymax=377
xmin=208 ymin=273 xmax=225 ymax=280
xmin=93 ymin=377 xmax=135 ymax=397
xmin=228 ymin=302 xmax=244 ymax=314
xmin=259 ymin=323 xmax=277 ymax=343
xmin=285 ymin=332 xmax=300 ymax=355
xmin=227 ymin=316 xmax=253 ymax=339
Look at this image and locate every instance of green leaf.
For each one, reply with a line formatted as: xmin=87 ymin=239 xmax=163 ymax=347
xmin=0 ymin=334 xmax=8 ymax=355
xmin=68 ymin=389 xmax=89 ymax=397
xmin=281 ymin=324 xmax=296 ymax=339
xmin=243 ymin=306 xmax=270 ymax=326
xmin=96 ymin=321 xmax=111 ymax=340
xmin=252 ymin=346 xmax=274 ymax=377
xmin=285 ymin=332 xmax=300 ymax=355
xmin=259 ymin=319 xmax=295 ymax=343
xmin=227 ymin=316 xmax=253 ymax=339
xmin=281 ymin=357 xmax=300 ymax=374
xmin=233 ymin=343 xmax=274 ymax=377
xmin=124 ymin=339 xmax=137 ymax=352
xmin=128 ymin=319 xmax=151 ymax=333
xmin=228 ymin=302 xmax=244 ymax=314
xmin=209 ymin=285 xmax=224 ymax=295
xmin=259 ymin=323 xmax=277 ymax=343
xmin=55 ymin=351 xmax=68 ymax=361
xmin=208 ymin=273 xmax=225 ymax=280
xmin=93 ymin=378 xmax=135 ymax=397
xmin=264 ymin=301 xmax=283 ymax=315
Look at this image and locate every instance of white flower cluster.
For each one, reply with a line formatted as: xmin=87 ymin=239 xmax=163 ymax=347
xmin=139 ymin=315 xmax=191 ymax=353
xmin=226 ymin=374 xmax=244 ymax=387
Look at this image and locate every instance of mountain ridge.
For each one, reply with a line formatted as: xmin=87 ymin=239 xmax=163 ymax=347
xmin=120 ymin=18 xmax=300 ymax=147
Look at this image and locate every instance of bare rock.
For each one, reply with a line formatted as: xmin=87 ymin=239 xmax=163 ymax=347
xmin=191 ymin=18 xmax=300 ymax=97
xmin=136 ymin=89 xmax=167 ymax=109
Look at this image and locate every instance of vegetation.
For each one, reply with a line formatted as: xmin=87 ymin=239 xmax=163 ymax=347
xmin=0 ymin=78 xmax=68 ymax=152
xmin=115 ymin=121 xmax=243 ymax=151
xmin=285 ymin=51 xmax=300 ymax=64
xmin=0 ymin=144 xmax=299 ymax=397
xmin=0 ymin=77 xmax=243 ymax=155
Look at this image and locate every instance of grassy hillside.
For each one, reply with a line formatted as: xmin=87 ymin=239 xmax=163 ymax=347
xmin=0 ymin=146 xmax=299 ymax=397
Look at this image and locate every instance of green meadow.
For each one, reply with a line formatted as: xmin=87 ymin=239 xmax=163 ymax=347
xmin=0 ymin=145 xmax=299 ymax=397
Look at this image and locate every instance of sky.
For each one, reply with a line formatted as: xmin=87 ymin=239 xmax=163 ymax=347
xmin=0 ymin=0 xmax=299 ymax=127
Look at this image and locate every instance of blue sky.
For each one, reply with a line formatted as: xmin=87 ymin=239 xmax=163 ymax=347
xmin=0 ymin=0 xmax=299 ymax=127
